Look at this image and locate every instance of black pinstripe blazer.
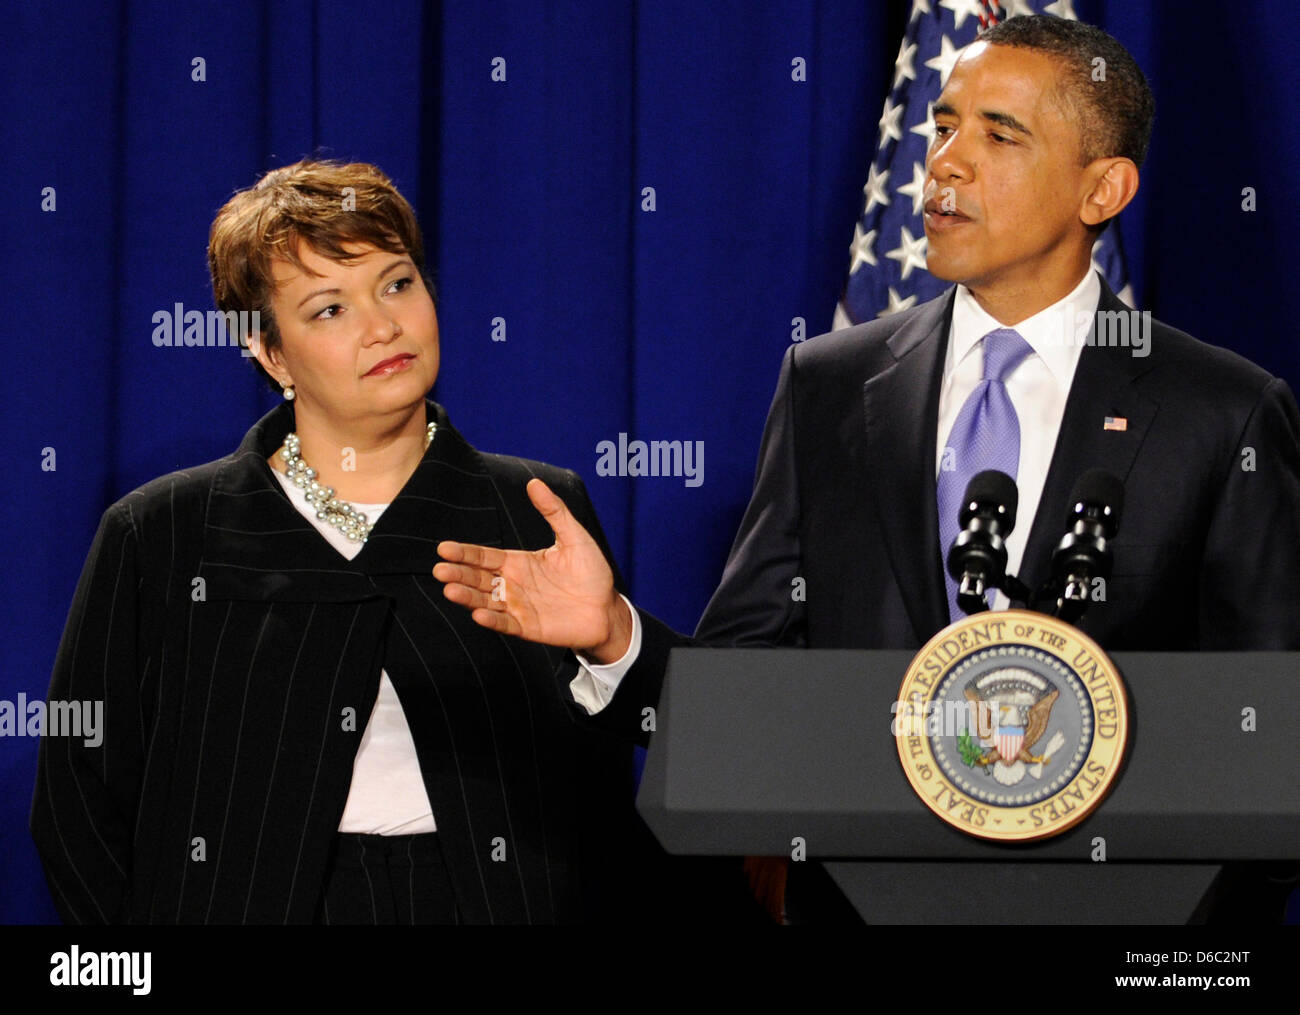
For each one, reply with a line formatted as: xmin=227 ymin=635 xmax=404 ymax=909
xmin=30 ymin=398 xmax=650 ymax=924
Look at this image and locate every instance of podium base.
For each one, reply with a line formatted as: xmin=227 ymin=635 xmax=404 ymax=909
xmin=820 ymin=861 xmax=1222 ymax=924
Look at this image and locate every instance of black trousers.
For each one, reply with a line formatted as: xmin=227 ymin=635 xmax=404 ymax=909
xmin=313 ymin=832 xmax=461 ymax=925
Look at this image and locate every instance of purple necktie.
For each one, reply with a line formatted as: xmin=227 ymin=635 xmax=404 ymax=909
xmin=937 ymin=327 xmax=1034 ymax=623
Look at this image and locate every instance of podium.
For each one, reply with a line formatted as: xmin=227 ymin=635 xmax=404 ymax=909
xmin=635 ymin=648 xmax=1300 ymax=924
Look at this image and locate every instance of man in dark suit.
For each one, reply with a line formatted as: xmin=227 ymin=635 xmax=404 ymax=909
xmin=435 ymin=17 xmax=1300 ymax=921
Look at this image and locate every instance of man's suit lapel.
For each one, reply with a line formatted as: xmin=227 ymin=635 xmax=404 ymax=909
xmin=861 ymin=289 xmax=955 ymax=643
xmin=860 ymin=275 xmax=1159 ymax=641
xmin=198 ymin=398 xmax=503 ymax=602
xmin=1018 ymin=276 xmax=1159 ymax=594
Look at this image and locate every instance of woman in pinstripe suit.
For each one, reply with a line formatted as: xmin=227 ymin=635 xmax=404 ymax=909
xmin=30 ymin=158 xmax=687 ymax=924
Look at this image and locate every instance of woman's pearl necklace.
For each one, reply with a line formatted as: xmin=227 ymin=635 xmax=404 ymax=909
xmin=279 ymin=421 xmax=437 ymax=543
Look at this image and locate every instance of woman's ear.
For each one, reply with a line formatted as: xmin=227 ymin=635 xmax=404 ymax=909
xmin=250 ymin=331 xmax=291 ymax=386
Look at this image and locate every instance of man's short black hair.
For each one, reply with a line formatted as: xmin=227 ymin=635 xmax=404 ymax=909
xmin=981 ymin=15 xmax=1155 ymax=169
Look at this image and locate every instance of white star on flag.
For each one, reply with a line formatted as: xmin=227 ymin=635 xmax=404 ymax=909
xmin=939 ymin=0 xmax=983 ymax=30
xmin=925 ymin=34 xmax=966 ymax=88
xmin=893 ymin=38 xmax=918 ymax=90
xmin=910 ymin=100 xmax=937 ymax=143
xmin=850 ymin=224 xmax=878 ymax=274
xmin=862 ymin=162 xmax=891 ymax=215
xmin=886 ymin=226 xmax=928 ymax=280
xmin=896 ymin=161 xmax=929 ymax=217
xmin=878 ymin=98 xmax=905 ymax=150
xmin=877 ymin=287 xmax=919 ymax=318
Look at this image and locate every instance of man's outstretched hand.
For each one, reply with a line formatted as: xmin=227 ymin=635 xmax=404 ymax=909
xmin=433 ymin=478 xmax=633 ymax=664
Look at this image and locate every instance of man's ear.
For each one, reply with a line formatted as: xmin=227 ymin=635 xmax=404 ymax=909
xmin=1081 ymin=158 xmax=1140 ymax=230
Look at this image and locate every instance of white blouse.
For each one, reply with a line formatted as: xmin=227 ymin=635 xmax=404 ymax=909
xmin=270 ymin=468 xmax=435 ymax=833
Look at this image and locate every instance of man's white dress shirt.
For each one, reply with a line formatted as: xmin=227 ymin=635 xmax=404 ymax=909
xmin=936 ymin=267 xmax=1098 ymax=609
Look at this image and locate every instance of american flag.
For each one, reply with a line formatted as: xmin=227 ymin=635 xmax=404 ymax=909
xmin=833 ymin=0 xmax=1133 ymax=328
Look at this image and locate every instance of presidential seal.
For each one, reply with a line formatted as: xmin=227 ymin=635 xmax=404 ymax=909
xmin=893 ymin=610 xmax=1128 ymax=842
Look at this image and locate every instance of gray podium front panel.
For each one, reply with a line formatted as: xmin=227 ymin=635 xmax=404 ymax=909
xmin=636 ymin=648 xmax=1300 ymax=861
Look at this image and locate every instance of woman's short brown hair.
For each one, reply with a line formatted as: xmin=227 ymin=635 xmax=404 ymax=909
xmin=208 ymin=158 xmax=436 ymax=391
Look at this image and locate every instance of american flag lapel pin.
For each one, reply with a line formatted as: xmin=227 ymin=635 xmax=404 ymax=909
xmin=1104 ymin=416 xmax=1128 ymax=432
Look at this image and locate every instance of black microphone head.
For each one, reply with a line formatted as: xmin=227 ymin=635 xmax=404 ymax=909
xmin=1067 ymin=468 xmax=1124 ymax=536
xmin=960 ymin=469 xmax=1018 ymax=530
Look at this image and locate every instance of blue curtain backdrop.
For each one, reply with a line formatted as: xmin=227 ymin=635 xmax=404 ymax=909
xmin=3 ymin=0 xmax=1297 ymax=923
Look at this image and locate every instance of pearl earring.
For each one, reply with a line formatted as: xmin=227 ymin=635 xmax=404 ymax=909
xmin=282 ymin=383 xmax=295 ymax=401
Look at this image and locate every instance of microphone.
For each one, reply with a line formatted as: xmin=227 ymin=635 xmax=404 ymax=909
xmin=946 ymin=470 xmax=1018 ymax=616
xmin=1050 ymin=468 xmax=1124 ymax=623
